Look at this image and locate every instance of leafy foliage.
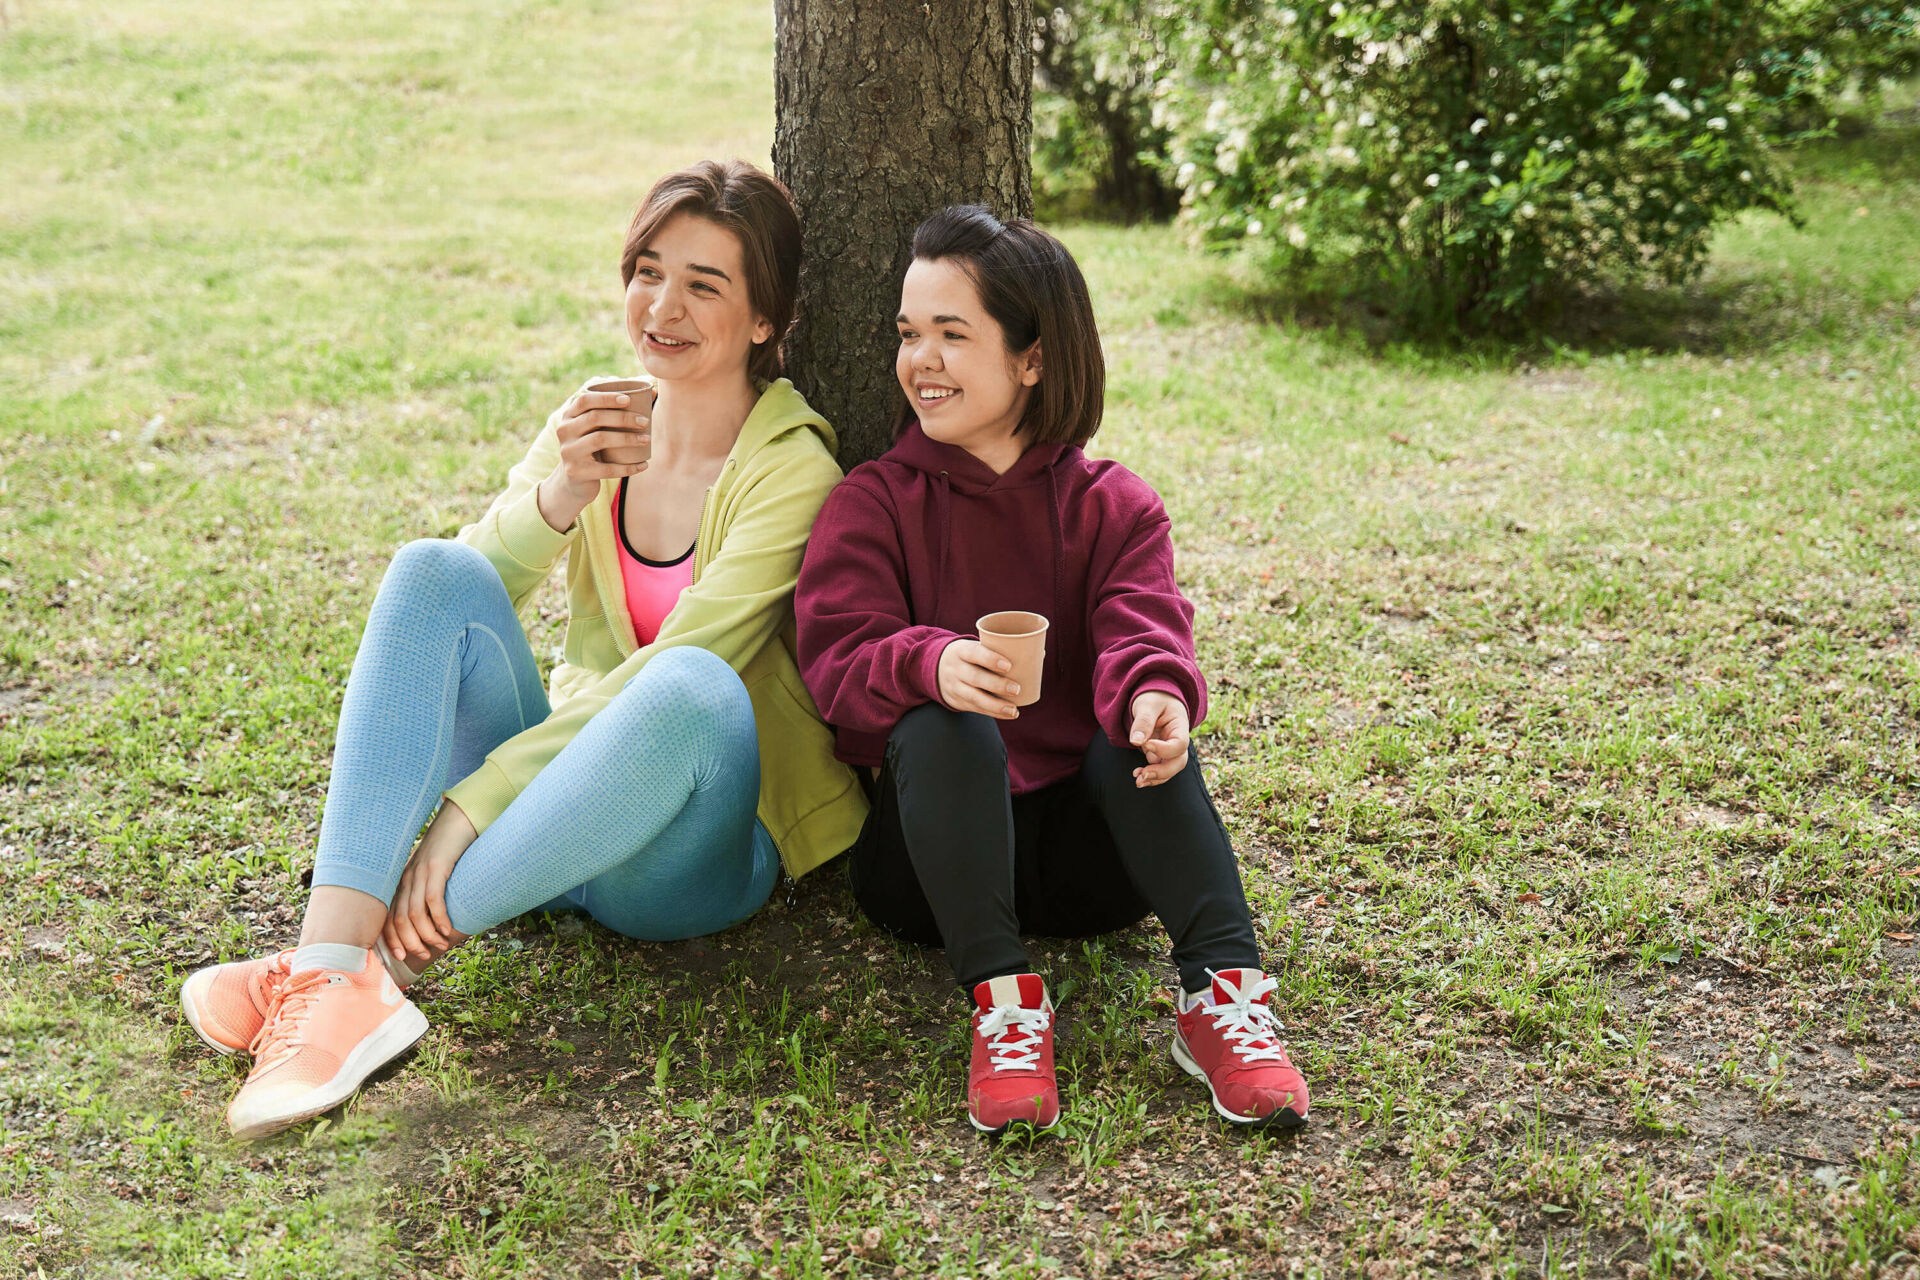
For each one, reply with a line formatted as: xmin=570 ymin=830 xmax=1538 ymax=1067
xmin=1159 ymin=0 xmax=1823 ymax=328
xmin=1031 ymin=1 xmax=1182 ymax=222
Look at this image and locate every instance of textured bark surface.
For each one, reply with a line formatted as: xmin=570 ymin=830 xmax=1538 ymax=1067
xmin=774 ymin=0 xmax=1033 ymax=466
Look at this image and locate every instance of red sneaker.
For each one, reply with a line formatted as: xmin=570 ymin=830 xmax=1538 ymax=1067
xmin=967 ymin=974 xmax=1059 ymax=1135
xmin=1172 ymin=968 xmax=1309 ymax=1128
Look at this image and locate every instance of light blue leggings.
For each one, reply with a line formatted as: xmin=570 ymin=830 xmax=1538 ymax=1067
xmin=309 ymin=538 xmax=778 ymax=940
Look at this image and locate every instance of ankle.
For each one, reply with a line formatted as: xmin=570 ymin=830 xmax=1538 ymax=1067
xmin=289 ymin=942 xmax=368 ymax=975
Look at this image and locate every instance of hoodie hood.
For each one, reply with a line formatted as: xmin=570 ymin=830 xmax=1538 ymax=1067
xmin=742 ymin=376 xmax=838 ymax=459
xmin=888 ymin=421 xmax=1068 ymax=493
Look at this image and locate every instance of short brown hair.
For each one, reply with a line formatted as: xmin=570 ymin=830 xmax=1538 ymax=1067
xmin=893 ymin=205 xmax=1105 ymax=447
xmin=620 ymin=160 xmax=802 ymax=384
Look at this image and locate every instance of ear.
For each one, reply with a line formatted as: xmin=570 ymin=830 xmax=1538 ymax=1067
xmin=1018 ymin=341 xmax=1043 ymax=387
xmin=752 ymin=314 xmax=775 ymax=347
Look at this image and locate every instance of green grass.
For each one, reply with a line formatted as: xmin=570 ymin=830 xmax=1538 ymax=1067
xmin=4 ymin=2 xmax=1920 ymax=1276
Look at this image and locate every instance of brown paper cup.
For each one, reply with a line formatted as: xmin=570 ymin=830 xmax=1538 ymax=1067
xmin=976 ymin=611 xmax=1048 ymax=707
xmin=583 ymin=377 xmax=654 ymax=465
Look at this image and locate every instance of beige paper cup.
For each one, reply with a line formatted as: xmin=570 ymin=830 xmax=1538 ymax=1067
xmin=582 ymin=377 xmax=654 ymax=465
xmin=976 ymin=611 xmax=1049 ymax=707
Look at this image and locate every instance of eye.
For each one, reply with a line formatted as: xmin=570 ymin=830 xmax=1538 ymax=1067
xmin=897 ymin=329 xmax=916 ymax=342
xmin=944 ymin=331 xmax=966 ymax=341
xmin=636 ymin=266 xmax=661 ymax=281
xmin=692 ymin=282 xmax=718 ymax=295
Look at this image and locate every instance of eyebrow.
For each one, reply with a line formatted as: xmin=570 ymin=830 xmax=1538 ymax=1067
xmin=637 ymin=248 xmax=731 ymax=283
xmin=896 ymin=313 xmax=972 ymax=325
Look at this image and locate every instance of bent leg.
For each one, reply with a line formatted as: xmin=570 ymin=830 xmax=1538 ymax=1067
xmin=1077 ymin=732 xmax=1261 ymax=994
xmin=311 ymin=539 xmax=549 ymax=907
xmin=849 ymin=704 xmax=1026 ymax=990
xmin=440 ymin=647 xmax=770 ymax=938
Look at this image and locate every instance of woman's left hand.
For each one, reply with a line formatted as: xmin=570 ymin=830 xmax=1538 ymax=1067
xmin=383 ymin=801 xmax=477 ymax=964
xmin=1128 ymin=691 xmax=1191 ymax=788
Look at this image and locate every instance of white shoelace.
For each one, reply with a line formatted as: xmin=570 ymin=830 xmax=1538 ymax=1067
xmin=977 ymin=1003 xmax=1052 ymax=1071
xmin=1199 ymin=969 xmax=1286 ymax=1064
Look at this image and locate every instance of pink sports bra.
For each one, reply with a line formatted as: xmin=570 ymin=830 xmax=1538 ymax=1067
xmin=612 ymin=477 xmax=695 ymax=647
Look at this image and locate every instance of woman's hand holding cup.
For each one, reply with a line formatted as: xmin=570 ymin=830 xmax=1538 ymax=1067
xmin=536 ymin=381 xmax=654 ymax=533
xmin=938 ymin=638 xmax=1022 ymax=720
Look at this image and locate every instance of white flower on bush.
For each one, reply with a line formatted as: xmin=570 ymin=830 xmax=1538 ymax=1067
xmin=1707 ymin=117 xmax=1727 ymax=131
xmin=1205 ymin=98 xmax=1229 ymax=130
xmin=1520 ymin=203 xmax=1536 ymax=218
xmin=1425 ymin=173 xmax=1440 ymax=187
xmin=1739 ymin=170 xmax=1752 ymax=182
xmin=1654 ymin=92 xmax=1690 ymax=121
xmin=1358 ymin=110 xmax=1376 ymax=127
xmin=1471 ymin=118 xmax=1488 ymax=134
xmin=1454 ymin=160 xmax=1469 ymax=172
xmin=1670 ymin=77 xmax=1686 ymax=90
xmin=1177 ymin=162 xmax=1197 ymax=187
xmin=1286 ymin=224 xmax=1309 ymax=248
xmin=1246 ymin=219 xmax=1264 ymax=236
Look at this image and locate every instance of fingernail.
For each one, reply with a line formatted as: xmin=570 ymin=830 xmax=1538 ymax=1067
xmin=1008 ymin=685 xmax=1020 ymax=696
xmin=616 ymin=394 xmax=630 ymax=404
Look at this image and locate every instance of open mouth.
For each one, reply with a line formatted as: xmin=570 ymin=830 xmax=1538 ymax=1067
xmin=647 ymin=332 xmax=693 ymax=350
xmin=917 ymin=386 xmax=958 ymax=404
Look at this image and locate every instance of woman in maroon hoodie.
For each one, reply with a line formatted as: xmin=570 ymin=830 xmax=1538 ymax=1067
xmin=795 ymin=206 xmax=1311 ymax=1137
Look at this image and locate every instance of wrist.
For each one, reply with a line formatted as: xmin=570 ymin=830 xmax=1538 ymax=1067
xmin=536 ymin=471 xmax=589 ymax=533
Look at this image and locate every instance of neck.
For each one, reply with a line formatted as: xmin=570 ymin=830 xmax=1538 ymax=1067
xmin=651 ymin=373 xmax=761 ymax=467
xmin=955 ymin=421 xmax=1026 ymax=476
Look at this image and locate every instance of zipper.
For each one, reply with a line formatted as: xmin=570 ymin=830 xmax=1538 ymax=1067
xmin=690 ymin=458 xmax=735 ymax=585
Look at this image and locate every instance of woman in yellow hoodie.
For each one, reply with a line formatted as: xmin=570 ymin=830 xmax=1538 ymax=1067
xmin=177 ymin=160 xmax=867 ymax=1139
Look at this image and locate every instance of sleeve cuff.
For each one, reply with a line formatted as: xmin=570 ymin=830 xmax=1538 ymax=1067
xmin=442 ymin=759 xmax=519 ymax=837
xmin=913 ymin=629 xmax=965 ymax=705
xmin=494 ymin=484 xmax=574 ymax=570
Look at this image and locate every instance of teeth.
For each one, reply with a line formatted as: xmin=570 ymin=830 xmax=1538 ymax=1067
xmin=652 ymin=335 xmax=688 ymax=346
xmin=918 ymin=388 xmax=955 ymax=401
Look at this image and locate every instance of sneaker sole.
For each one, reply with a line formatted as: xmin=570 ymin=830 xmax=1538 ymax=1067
xmin=968 ymin=1113 xmax=1060 ymax=1138
xmin=228 ymin=1002 xmax=429 ymax=1140
xmin=179 ymin=969 xmax=244 ymax=1057
xmin=1170 ymin=1033 xmax=1309 ymax=1130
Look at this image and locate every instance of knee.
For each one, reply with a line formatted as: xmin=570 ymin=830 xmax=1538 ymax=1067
xmin=618 ymin=646 xmax=750 ymax=732
xmin=381 ymin=539 xmax=495 ymax=601
xmin=1082 ymin=729 xmax=1140 ymax=781
xmin=888 ymin=702 xmax=1006 ymax=775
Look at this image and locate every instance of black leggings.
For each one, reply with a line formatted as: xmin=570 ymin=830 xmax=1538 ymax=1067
xmin=847 ymin=703 xmax=1262 ymax=993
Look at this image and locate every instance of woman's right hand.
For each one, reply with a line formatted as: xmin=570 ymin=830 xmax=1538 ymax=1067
xmin=937 ymin=638 xmax=1021 ymax=719
xmin=536 ymin=388 xmax=653 ymax=532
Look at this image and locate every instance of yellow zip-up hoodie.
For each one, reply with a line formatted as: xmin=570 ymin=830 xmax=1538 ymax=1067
xmin=443 ymin=377 xmax=868 ymax=880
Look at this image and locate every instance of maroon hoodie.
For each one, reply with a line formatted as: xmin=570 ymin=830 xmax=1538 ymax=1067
xmin=795 ymin=422 xmax=1208 ymax=795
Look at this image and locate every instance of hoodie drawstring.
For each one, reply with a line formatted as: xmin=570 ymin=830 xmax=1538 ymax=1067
xmin=934 ymin=470 xmax=953 ymax=629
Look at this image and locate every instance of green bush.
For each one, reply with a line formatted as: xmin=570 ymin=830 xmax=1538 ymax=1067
xmin=1032 ymin=1 xmax=1182 ymax=222
xmin=1157 ymin=0 xmax=1826 ymax=329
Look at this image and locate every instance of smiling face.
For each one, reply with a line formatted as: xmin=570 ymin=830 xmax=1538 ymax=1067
xmin=624 ymin=212 xmax=774 ymax=388
xmin=895 ymin=256 xmax=1042 ymax=471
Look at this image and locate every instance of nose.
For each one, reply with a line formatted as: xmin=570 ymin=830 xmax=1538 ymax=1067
xmin=644 ymin=281 xmax=687 ymax=326
xmin=911 ymin=337 xmax=941 ymax=371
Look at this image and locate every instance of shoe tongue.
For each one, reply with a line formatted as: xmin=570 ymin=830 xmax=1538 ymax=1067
xmin=1211 ymin=968 xmax=1268 ymax=1006
xmin=973 ymin=973 xmax=1047 ymax=1013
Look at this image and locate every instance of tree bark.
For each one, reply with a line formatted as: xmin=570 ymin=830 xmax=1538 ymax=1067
xmin=774 ymin=0 xmax=1033 ymax=467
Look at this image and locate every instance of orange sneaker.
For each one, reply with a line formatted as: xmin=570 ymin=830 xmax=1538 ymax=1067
xmin=179 ymin=950 xmax=293 ymax=1055
xmin=226 ymin=952 xmax=428 ymax=1140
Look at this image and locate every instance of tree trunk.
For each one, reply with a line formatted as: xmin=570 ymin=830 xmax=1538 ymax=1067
xmin=774 ymin=0 xmax=1033 ymax=467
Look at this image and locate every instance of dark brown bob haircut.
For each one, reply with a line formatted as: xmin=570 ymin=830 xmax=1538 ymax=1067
xmin=893 ymin=205 xmax=1105 ymax=446
xmin=619 ymin=160 xmax=802 ymax=384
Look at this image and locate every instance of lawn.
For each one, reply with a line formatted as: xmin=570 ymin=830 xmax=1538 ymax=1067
xmin=3 ymin=2 xmax=1919 ymax=1277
